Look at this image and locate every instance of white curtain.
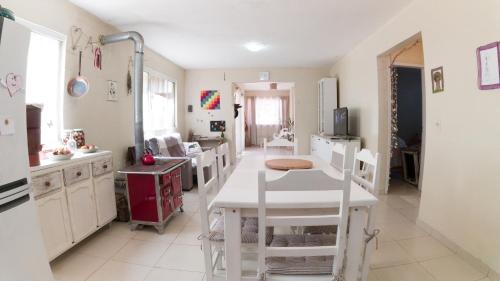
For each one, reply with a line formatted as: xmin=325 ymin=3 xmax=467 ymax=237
xmin=143 ymin=72 xmax=176 ymax=136
xmin=245 ymin=96 xmax=289 ymax=146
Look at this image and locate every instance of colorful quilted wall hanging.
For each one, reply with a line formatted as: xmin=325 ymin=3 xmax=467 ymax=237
xmin=200 ymin=90 xmax=221 ymax=110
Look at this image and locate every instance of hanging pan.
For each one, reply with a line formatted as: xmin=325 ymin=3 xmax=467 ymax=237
xmin=67 ymin=51 xmax=90 ymax=97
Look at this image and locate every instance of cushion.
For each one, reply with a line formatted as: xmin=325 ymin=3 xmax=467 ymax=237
xmin=266 ymin=234 xmax=336 ymax=275
xmin=209 ymin=216 xmax=274 ymax=244
xmin=303 ymin=225 xmax=338 ymax=235
xmin=184 ymin=142 xmax=203 ymax=158
xmin=165 ymin=136 xmax=186 ymax=157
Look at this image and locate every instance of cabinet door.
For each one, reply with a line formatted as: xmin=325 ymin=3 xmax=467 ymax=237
xmin=66 ymin=180 xmax=98 ymax=242
xmin=319 ymin=139 xmax=333 ymax=163
xmin=93 ymin=173 xmax=117 ymax=226
xmin=36 ymin=190 xmax=73 ymax=260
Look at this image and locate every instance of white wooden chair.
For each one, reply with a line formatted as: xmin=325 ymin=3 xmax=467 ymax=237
xmin=351 ymin=148 xmax=380 ymax=195
xmin=351 ymin=148 xmax=380 ymax=281
xmin=197 ymin=149 xmax=265 ymax=281
xmin=263 ymin=137 xmax=298 ymax=155
xmin=196 ymin=149 xmax=223 ymax=281
xmin=257 ymin=169 xmax=351 ymax=280
xmin=331 ymin=143 xmax=347 ymax=171
xmin=216 ymin=142 xmax=231 ymax=188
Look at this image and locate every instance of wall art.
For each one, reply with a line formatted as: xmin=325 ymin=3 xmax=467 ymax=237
xmin=0 ymin=73 xmax=24 ymax=97
xmin=477 ymin=42 xmax=500 ymax=90
xmin=210 ymin=120 xmax=226 ymax=132
xmin=201 ymin=90 xmax=221 ymax=110
xmin=431 ymin=66 xmax=444 ymax=93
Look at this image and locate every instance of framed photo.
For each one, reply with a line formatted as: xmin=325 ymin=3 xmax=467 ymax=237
xmin=431 ymin=67 xmax=444 ymax=93
xmin=477 ymin=42 xmax=500 ymax=90
xmin=106 ymin=80 xmax=118 ymax=101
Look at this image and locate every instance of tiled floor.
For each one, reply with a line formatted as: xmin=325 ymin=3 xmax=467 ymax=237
xmin=370 ymin=179 xmax=489 ymax=281
xmin=50 ymin=176 xmax=489 ymax=281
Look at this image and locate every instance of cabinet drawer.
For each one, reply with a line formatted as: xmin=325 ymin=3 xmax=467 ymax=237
xmin=92 ymin=157 xmax=113 ymax=177
xmin=63 ymin=164 xmax=90 ymax=186
xmin=32 ymin=171 xmax=63 ymax=198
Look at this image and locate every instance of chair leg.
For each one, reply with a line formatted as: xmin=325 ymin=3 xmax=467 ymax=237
xmin=202 ymin=239 xmax=214 ymax=281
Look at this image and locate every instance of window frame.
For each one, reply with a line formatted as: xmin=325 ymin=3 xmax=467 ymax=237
xmin=18 ymin=17 xmax=66 ymax=147
xmin=143 ymin=67 xmax=178 ymax=132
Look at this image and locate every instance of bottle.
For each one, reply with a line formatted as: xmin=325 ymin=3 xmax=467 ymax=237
xmin=67 ymin=137 xmax=77 ymax=152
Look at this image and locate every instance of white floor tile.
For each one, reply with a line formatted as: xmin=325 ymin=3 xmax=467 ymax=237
xmin=399 ymin=195 xmax=421 ymax=208
xmin=373 ymin=263 xmax=435 ymax=281
xmin=156 ymin=244 xmax=205 ymax=272
xmin=378 ymin=222 xmax=427 ymax=241
xmin=51 ymin=252 xmax=106 ymax=281
xmin=420 ymin=255 xmax=486 ymax=281
xmin=133 ymin=224 xmax=184 ymax=244
xmin=398 ymin=236 xmax=453 ymax=261
xmin=173 ymin=223 xmax=202 ymax=246
xmin=75 ymin=232 xmax=129 ymax=259
xmin=395 ymin=207 xmax=419 ymax=223
xmin=144 ymin=268 xmax=204 ymax=281
xmin=371 ymin=241 xmax=415 ymax=269
xmin=87 ymin=260 xmax=151 ymax=281
xmin=112 ymin=239 xmax=170 ymax=266
xmin=99 ymin=222 xmax=137 ymax=240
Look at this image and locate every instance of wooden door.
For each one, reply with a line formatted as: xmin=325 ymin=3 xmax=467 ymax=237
xmin=93 ymin=173 xmax=117 ymax=226
xmin=66 ymin=180 xmax=97 ymax=242
xmin=36 ymin=190 xmax=73 ymax=260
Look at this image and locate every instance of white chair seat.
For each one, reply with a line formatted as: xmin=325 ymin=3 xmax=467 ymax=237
xmin=266 ymin=234 xmax=337 ymax=275
xmin=209 ymin=216 xmax=273 ymax=244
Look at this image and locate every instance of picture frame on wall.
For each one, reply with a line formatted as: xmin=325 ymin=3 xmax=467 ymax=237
xmin=477 ymin=42 xmax=500 ymax=90
xmin=431 ymin=66 xmax=444 ymax=93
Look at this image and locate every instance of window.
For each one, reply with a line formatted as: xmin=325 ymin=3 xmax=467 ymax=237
xmin=23 ymin=20 xmax=65 ymax=148
xmin=143 ymin=69 xmax=177 ymax=136
xmin=255 ymin=97 xmax=284 ymax=125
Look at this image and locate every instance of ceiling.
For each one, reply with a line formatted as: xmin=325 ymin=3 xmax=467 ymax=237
xmin=70 ymin=0 xmax=413 ymax=69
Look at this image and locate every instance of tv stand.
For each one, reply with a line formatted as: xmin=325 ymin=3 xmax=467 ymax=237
xmin=311 ymin=134 xmax=361 ymax=168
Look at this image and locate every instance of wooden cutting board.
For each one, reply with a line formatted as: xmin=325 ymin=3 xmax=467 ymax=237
xmin=265 ymin=159 xmax=314 ymax=171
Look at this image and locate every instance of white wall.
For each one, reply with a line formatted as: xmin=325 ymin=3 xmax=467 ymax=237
xmin=184 ymin=68 xmax=329 ymax=157
xmin=330 ymin=0 xmax=500 ymax=273
xmin=3 ymin=0 xmax=185 ymax=171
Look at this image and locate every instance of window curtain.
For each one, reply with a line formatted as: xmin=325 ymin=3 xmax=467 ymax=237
xmin=143 ymin=73 xmax=176 ymax=136
xmin=245 ymin=96 xmax=289 ymax=146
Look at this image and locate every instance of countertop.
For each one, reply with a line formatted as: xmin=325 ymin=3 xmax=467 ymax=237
xmin=30 ymin=150 xmax=112 ymax=172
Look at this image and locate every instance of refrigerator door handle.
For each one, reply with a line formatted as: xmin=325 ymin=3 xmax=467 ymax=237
xmin=0 ymin=189 xmax=30 ymax=213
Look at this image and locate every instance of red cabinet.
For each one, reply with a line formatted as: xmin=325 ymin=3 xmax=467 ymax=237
xmin=119 ymin=159 xmax=186 ymax=233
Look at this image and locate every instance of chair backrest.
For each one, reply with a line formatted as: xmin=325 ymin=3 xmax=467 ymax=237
xmin=196 ymin=149 xmax=219 ymax=238
xmin=331 ymin=143 xmax=347 ymax=171
xmin=257 ymin=169 xmax=351 ymax=277
xmin=351 ymin=148 xmax=380 ymax=194
xmin=216 ymin=142 xmax=231 ymax=187
xmin=263 ymin=137 xmax=298 ymax=155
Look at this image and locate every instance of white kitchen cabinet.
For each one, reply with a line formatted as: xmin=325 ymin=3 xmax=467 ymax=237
xmin=36 ymin=190 xmax=73 ymax=260
xmin=310 ymin=134 xmax=361 ymax=169
xmin=66 ymin=179 xmax=98 ymax=242
xmin=93 ymin=173 xmax=117 ymax=226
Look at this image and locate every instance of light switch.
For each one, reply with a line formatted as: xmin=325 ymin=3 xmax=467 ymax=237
xmin=0 ymin=116 xmax=15 ymax=136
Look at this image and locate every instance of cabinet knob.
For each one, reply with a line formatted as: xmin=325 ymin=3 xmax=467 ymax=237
xmin=44 ymin=181 xmax=51 ymax=187
xmin=103 ymin=164 xmax=108 ymax=169
xmin=76 ymin=171 xmax=82 ymax=177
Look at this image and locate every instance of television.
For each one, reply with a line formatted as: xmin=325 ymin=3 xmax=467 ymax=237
xmin=334 ymin=107 xmax=348 ymax=136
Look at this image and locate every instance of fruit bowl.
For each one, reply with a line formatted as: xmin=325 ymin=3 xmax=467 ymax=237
xmin=79 ymin=145 xmax=98 ymax=154
xmin=50 ymin=153 xmax=74 ymax=161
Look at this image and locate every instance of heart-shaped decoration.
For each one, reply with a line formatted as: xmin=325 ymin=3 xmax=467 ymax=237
xmin=5 ymin=73 xmax=24 ymax=97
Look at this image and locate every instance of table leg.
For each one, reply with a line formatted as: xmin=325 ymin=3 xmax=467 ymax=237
xmin=224 ymin=208 xmax=241 ymax=281
xmin=346 ymin=207 xmax=368 ymax=281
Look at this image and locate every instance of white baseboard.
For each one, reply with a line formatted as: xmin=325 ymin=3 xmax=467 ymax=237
xmin=417 ymin=219 xmax=499 ymax=280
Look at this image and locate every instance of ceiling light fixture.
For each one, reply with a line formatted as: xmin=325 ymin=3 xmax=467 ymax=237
xmin=244 ymin=41 xmax=267 ymax=52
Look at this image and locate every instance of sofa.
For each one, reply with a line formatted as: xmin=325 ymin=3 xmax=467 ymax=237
xmin=144 ymin=132 xmax=203 ymax=191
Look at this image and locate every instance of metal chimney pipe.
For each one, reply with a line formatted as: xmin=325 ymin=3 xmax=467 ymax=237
xmin=100 ymin=32 xmax=145 ymax=162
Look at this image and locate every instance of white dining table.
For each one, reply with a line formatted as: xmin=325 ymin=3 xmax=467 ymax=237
xmin=212 ymin=154 xmax=378 ymax=281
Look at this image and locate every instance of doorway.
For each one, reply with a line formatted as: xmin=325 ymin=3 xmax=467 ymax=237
xmin=233 ymin=82 xmax=295 ymax=157
xmin=377 ymin=34 xmax=426 ymax=198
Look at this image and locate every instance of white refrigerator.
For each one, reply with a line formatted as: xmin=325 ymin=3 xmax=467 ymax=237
xmin=0 ymin=17 xmax=54 ymax=281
